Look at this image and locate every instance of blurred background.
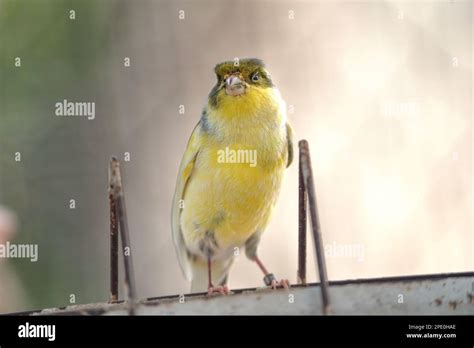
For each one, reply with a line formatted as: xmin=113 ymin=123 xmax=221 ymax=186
xmin=0 ymin=0 xmax=472 ymax=313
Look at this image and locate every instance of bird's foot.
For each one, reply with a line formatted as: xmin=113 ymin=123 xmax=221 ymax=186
xmin=207 ymin=285 xmax=230 ymax=296
xmin=271 ymin=278 xmax=290 ymax=290
xmin=264 ymin=273 xmax=290 ymax=290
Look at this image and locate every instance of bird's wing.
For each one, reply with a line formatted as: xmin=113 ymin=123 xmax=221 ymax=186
xmin=286 ymin=122 xmax=294 ymax=168
xmin=171 ymin=121 xmax=202 ymax=281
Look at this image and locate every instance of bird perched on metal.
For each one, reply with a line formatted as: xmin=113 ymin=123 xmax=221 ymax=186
xmin=172 ymin=58 xmax=293 ymax=295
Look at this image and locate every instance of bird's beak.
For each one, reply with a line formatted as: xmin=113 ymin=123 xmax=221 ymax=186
xmin=225 ymin=74 xmax=246 ymax=96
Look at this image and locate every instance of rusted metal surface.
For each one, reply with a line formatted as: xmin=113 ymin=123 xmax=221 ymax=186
xmin=23 ymin=272 xmax=473 ymax=316
xmin=299 ymin=140 xmax=331 ymax=314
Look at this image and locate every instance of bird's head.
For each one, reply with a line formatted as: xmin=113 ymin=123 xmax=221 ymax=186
xmin=208 ymin=58 xmax=275 ymax=112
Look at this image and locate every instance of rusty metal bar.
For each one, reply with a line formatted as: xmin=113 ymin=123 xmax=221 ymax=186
xmin=297 ymin=151 xmax=307 ymax=285
xmin=298 ymin=140 xmax=331 ymax=315
xmin=108 ymin=170 xmax=119 ymax=303
xmin=109 ymin=157 xmax=137 ymax=315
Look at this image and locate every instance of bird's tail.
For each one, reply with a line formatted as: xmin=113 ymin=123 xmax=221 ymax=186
xmin=190 ymin=258 xmax=233 ymax=293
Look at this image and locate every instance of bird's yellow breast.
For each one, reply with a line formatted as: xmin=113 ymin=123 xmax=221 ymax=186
xmin=180 ymin=85 xmax=288 ymax=259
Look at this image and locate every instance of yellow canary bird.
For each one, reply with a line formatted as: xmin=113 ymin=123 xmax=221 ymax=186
xmin=171 ymin=58 xmax=293 ymax=294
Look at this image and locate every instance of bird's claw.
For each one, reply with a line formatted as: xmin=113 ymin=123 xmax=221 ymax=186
xmin=207 ymin=285 xmax=230 ymax=296
xmin=263 ymin=273 xmax=290 ymax=290
xmin=270 ymin=279 xmax=290 ymax=290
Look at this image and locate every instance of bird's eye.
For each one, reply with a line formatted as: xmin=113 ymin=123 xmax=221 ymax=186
xmin=251 ymin=72 xmax=260 ymax=82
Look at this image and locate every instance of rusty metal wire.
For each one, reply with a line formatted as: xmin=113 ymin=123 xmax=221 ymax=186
xmin=109 ymin=157 xmax=137 ymax=315
xmin=299 ymin=140 xmax=331 ymax=315
xmin=298 ymin=151 xmax=307 ymax=285
xmin=108 ymin=172 xmax=119 ymax=303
